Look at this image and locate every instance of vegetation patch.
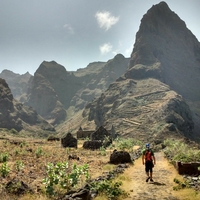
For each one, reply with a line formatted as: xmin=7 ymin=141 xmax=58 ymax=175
xmin=163 ymin=139 xmax=200 ymax=163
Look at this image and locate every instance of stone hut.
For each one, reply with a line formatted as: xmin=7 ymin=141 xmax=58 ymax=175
xmin=90 ymin=126 xmax=111 ymax=141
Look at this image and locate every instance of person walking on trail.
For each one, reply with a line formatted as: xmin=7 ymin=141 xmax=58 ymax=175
xmin=142 ymin=143 xmax=156 ymax=182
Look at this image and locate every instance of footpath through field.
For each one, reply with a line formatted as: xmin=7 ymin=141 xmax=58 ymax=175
xmin=121 ymin=152 xmax=194 ymax=200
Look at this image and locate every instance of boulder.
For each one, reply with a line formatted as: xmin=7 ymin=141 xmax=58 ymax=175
xmin=110 ymin=150 xmax=132 ymax=164
xmin=83 ymin=141 xmax=103 ymax=150
xmin=61 ymin=133 xmax=77 ymax=148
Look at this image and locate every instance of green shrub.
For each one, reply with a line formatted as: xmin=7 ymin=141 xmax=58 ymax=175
xmin=10 ymin=128 xmax=18 ymax=134
xmin=15 ymin=148 xmax=19 ymax=156
xmin=0 ymin=162 xmax=10 ymax=177
xmin=89 ymin=179 xmax=129 ymax=200
xmin=115 ymin=137 xmax=142 ymax=152
xmin=43 ymin=162 xmax=89 ymax=196
xmin=15 ymin=160 xmax=24 ymax=172
xmin=35 ymin=146 xmax=44 ymax=158
xmin=0 ymin=152 xmax=9 ymax=163
xmin=100 ymin=146 xmax=106 ymax=156
xmin=163 ymin=139 xmax=200 ymax=163
xmin=19 ymin=143 xmax=24 ymax=148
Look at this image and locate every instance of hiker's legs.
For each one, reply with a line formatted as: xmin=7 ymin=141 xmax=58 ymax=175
xmin=150 ymin=164 xmax=153 ymax=181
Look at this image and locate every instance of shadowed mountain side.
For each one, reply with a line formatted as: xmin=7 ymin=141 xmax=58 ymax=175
xmin=0 ymin=70 xmax=32 ymax=100
xmin=0 ymin=78 xmax=55 ymax=134
xmin=129 ymin=1 xmax=200 ymax=135
xmin=24 ymin=73 xmax=66 ymax=125
xmin=25 ymin=55 xmax=129 ymax=124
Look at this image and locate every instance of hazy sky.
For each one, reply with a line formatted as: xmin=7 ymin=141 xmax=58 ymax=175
xmin=0 ymin=0 xmax=199 ymax=75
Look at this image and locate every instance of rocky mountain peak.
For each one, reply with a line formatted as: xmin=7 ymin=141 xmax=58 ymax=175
xmin=130 ymin=1 xmax=199 ymax=67
xmin=36 ymin=61 xmax=68 ymax=78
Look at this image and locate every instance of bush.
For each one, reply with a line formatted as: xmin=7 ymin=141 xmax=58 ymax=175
xmin=89 ymin=179 xmax=129 ymax=200
xmin=43 ymin=162 xmax=89 ymax=196
xmin=10 ymin=128 xmax=18 ymax=134
xmin=115 ymin=137 xmax=142 ymax=152
xmin=163 ymin=139 xmax=200 ymax=163
xmin=0 ymin=162 xmax=10 ymax=177
xmin=15 ymin=160 xmax=24 ymax=172
xmin=0 ymin=152 xmax=9 ymax=163
xmin=35 ymin=146 xmax=44 ymax=158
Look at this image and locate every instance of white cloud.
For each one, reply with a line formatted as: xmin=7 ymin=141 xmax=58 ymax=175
xmin=100 ymin=43 xmax=113 ymax=55
xmin=124 ymin=45 xmax=133 ymax=57
xmin=63 ymin=24 xmax=74 ymax=34
xmin=95 ymin=11 xmax=119 ymax=31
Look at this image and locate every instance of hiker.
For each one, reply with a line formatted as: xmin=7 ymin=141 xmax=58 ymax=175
xmin=142 ymin=143 xmax=156 ymax=182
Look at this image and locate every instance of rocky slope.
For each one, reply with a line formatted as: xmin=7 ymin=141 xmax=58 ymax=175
xmin=0 ymin=70 xmax=32 ymax=100
xmin=0 ymin=78 xmax=55 ymax=134
xmin=58 ymin=2 xmax=198 ymax=142
xmin=128 ymin=1 xmax=200 ymax=135
xmin=25 ymin=55 xmax=129 ymax=124
xmin=71 ymin=54 xmax=130 ymax=111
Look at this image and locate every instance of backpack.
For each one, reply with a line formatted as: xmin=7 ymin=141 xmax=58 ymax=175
xmin=145 ymin=149 xmax=152 ymax=162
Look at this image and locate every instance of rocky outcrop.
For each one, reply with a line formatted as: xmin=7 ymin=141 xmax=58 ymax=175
xmin=0 ymin=70 xmax=32 ymax=101
xmin=0 ymin=78 xmax=55 ymax=133
xmin=25 ymin=66 xmax=67 ymax=125
xmin=128 ymin=1 xmax=200 ymax=135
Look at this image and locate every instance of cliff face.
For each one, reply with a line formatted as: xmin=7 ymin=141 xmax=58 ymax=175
xmin=58 ymin=2 xmax=198 ymax=142
xmin=0 ymin=78 xmax=55 ymax=133
xmin=128 ymin=1 xmax=200 ymax=134
xmin=0 ymin=70 xmax=32 ymax=100
xmin=25 ymin=55 xmax=129 ymax=124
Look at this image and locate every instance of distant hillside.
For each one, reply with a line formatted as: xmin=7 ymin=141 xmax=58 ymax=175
xmin=0 ymin=70 xmax=32 ymax=100
xmin=0 ymin=78 xmax=55 ymax=137
xmin=58 ymin=2 xmax=199 ymax=142
xmin=24 ymin=55 xmax=129 ymax=125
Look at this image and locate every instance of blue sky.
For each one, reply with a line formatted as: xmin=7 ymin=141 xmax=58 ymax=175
xmin=0 ymin=0 xmax=199 ymax=75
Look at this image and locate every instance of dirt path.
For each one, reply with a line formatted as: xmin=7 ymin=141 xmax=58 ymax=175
xmin=121 ymin=152 xmax=182 ymax=200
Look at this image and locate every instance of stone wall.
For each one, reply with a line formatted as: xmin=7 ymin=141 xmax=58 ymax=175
xmin=175 ymin=161 xmax=200 ymax=175
xmin=77 ymin=131 xmax=94 ymax=139
xmin=77 ymin=129 xmax=113 ymax=139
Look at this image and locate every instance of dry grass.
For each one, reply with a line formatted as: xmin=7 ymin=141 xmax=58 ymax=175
xmin=1 ymin=136 xmax=200 ymax=200
xmin=0 ymin=137 xmax=115 ymax=199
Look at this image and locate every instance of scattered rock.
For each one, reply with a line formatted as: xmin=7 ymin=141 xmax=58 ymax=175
xmin=5 ymin=179 xmax=33 ymax=195
xmin=26 ymin=148 xmax=32 ymax=152
xmin=61 ymin=133 xmax=77 ymax=148
xmin=68 ymin=154 xmax=79 ymax=161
